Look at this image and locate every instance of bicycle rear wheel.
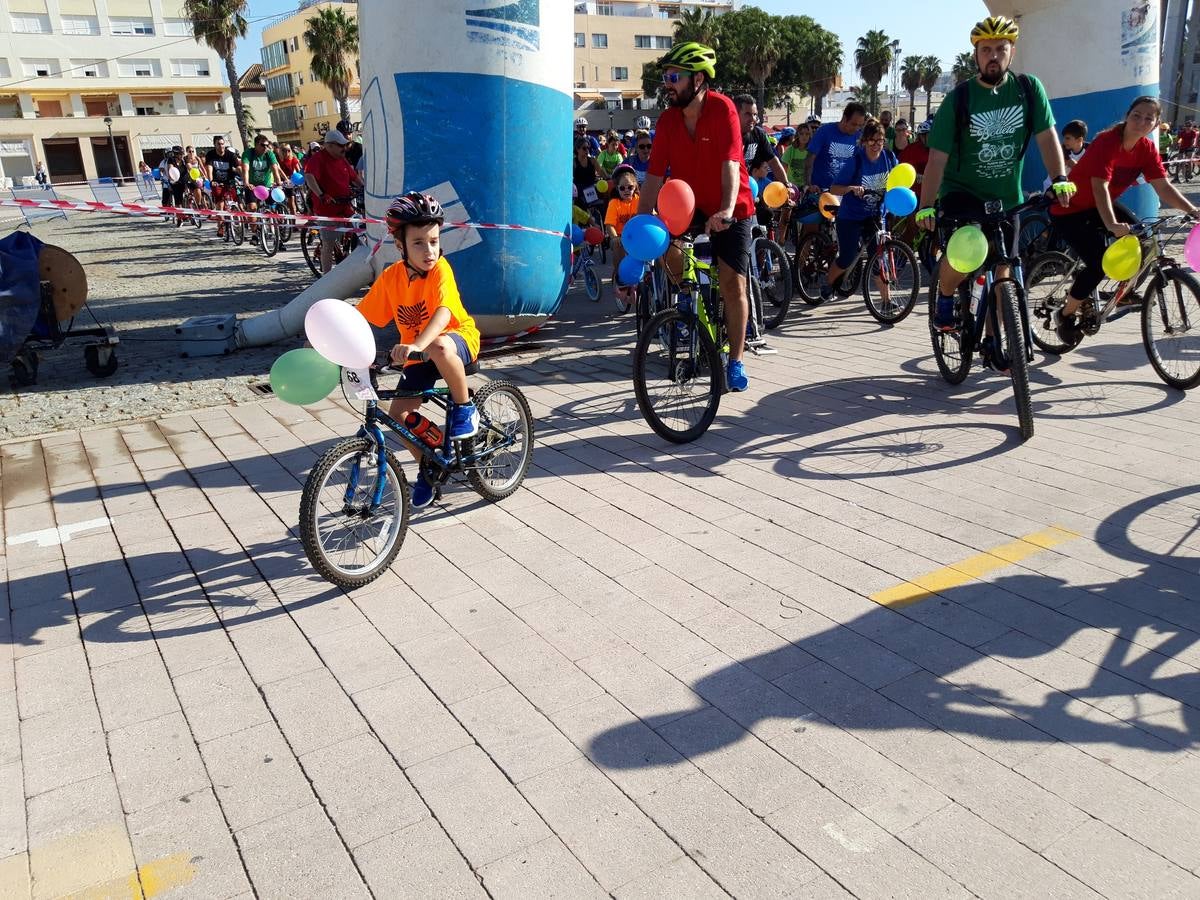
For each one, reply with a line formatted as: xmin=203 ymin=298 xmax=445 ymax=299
xmin=998 ymin=281 xmax=1035 ymax=441
xmin=1025 ymin=252 xmax=1081 ymax=354
xmin=755 ymin=238 xmax=792 ymax=329
xmin=299 ymin=438 xmax=410 ymax=589
xmin=928 ymin=280 xmax=973 ymax=384
xmin=301 ymin=226 xmax=321 ymax=275
xmin=795 ymin=233 xmax=830 ymax=305
xmin=584 ymin=263 xmax=601 ymax=302
xmin=863 ymin=239 xmax=919 ymax=324
xmin=466 ymin=380 xmax=534 ymax=500
xmin=633 ymin=307 xmax=721 ymax=443
xmin=1142 ymin=266 xmax=1200 ymax=390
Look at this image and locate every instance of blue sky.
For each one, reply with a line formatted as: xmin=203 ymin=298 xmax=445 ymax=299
xmin=235 ymin=0 xmax=988 ymax=85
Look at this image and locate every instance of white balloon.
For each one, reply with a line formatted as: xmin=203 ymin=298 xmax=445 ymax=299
xmin=304 ymin=298 xmax=377 ymax=369
xmin=168 ymin=166 xmax=180 ymax=183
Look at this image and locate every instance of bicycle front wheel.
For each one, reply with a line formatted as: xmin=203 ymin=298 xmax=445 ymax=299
xmin=300 ymin=226 xmax=321 ymax=275
xmin=863 ymin=239 xmax=919 ymax=324
xmin=231 ymin=213 xmax=245 ymax=246
xmin=299 ymin=438 xmax=410 ymax=589
xmin=755 ymin=239 xmax=793 ymax=329
xmin=998 ymin=281 xmax=1035 ymax=441
xmin=466 ymin=380 xmax=534 ymax=501
xmin=584 ymin=263 xmax=601 ymax=302
xmin=1025 ymin=252 xmax=1081 ymax=355
xmin=633 ymin=307 xmax=721 ymax=443
xmin=1142 ymin=266 xmax=1200 ymax=390
xmin=260 ymin=221 xmax=280 ymax=257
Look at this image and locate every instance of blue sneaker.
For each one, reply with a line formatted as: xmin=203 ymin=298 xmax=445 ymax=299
xmin=448 ymin=401 xmax=479 ymax=440
xmin=411 ymin=471 xmax=435 ymax=509
xmin=933 ymin=295 xmax=958 ymax=331
xmin=727 ymin=359 xmax=748 ymax=392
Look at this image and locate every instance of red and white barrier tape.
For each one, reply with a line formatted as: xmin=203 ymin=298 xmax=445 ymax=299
xmin=0 ymin=196 xmax=569 ymax=239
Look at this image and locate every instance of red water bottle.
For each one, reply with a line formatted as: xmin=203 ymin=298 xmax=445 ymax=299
xmin=404 ymin=412 xmax=443 ymax=449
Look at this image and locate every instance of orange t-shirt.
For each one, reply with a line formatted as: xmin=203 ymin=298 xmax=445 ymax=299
xmin=356 ymin=256 xmax=480 ymax=366
xmin=604 ymin=195 xmax=639 ymax=235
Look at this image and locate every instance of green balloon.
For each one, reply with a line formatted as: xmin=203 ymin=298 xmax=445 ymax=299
xmin=945 ymin=225 xmax=989 ymax=274
xmin=270 ymin=348 xmax=341 ymax=405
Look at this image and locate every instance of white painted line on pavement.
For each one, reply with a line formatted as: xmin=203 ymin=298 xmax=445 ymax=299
xmin=6 ymin=517 xmax=111 ymax=548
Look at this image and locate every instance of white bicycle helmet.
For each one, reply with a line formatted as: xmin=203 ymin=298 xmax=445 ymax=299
xmin=635 ymin=115 xmax=652 ymax=129
xmin=575 ymin=117 xmax=588 ymax=127
xmin=916 ymin=119 xmax=933 ymax=135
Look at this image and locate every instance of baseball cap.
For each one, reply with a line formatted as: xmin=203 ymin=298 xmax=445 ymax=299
xmin=324 ymin=130 xmax=349 ymax=145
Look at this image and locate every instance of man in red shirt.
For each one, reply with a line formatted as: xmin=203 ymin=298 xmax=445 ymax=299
xmin=639 ymin=41 xmax=756 ymax=392
xmin=303 ymin=129 xmax=362 ymax=274
xmin=899 ymin=120 xmax=932 ymax=182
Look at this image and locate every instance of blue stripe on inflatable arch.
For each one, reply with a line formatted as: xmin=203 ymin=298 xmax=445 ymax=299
xmin=1022 ymin=82 xmax=1160 ymax=221
xmin=395 ymin=71 xmax=571 ymax=322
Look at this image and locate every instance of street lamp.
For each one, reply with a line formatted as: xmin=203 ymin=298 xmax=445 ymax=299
xmin=784 ymin=95 xmax=793 ymax=126
xmin=103 ymin=115 xmax=122 ymax=182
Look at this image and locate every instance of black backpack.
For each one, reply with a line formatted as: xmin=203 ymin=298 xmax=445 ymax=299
xmin=951 ymin=72 xmax=1037 ymax=170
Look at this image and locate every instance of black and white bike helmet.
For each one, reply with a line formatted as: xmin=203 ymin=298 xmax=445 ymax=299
xmin=635 ymin=115 xmax=652 ymax=129
xmin=575 ymin=117 xmax=589 ymax=128
xmin=386 ymin=192 xmax=445 ymax=233
xmin=916 ymin=119 xmax=933 ymax=135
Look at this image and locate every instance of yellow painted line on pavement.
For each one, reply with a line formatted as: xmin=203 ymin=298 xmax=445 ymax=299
xmin=870 ymin=526 xmax=1080 ymax=609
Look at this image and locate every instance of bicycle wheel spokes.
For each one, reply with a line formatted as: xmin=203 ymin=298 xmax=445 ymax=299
xmin=633 ymin=308 xmax=721 ymax=443
xmin=467 ymin=380 xmax=534 ymax=500
xmin=1025 ymin=252 xmax=1079 ymax=354
xmin=864 ymin=240 xmax=919 ymax=324
xmin=928 ymin=283 xmax=973 ymax=384
xmin=1142 ymin=268 xmax=1200 ymax=390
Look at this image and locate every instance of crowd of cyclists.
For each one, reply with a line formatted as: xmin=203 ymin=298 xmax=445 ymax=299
xmin=147 ymin=119 xmax=365 ymax=273
xmin=571 ymin=15 xmax=1200 ymax=406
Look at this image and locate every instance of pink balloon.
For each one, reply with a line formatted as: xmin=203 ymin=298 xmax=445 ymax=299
xmin=1186 ymin=223 xmax=1200 ymax=272
xmin=253 ymin=184 xmax=270 ymax=201
xmin=304 ymin=298 xmax=377 ymax=369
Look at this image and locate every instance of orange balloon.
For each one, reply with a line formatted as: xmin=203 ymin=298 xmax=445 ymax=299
xmin=819 ymin=191 xmax=840 ymax=221
xmin=658 ymin=179 xmax=696 ymax=235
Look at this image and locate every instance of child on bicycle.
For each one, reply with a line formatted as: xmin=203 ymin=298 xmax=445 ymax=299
xmin=604 ymin=165 xmax=640 ymax=302
xmin=355 ymin=192 xmax=481 ymax=509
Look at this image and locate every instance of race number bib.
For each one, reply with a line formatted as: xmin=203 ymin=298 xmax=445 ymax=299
xmin=582 ymin=186 xmax=599 ymax=205
xmin=341 ymin=367 xmax=377 ymax=402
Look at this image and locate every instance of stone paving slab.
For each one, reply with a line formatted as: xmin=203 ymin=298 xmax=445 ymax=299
xmin=3 ymin=218 xmax=1200 ymax=897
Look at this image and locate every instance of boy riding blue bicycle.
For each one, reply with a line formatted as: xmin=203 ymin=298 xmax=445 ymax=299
xmin=355 ymin=192 xmax=481 ymax=508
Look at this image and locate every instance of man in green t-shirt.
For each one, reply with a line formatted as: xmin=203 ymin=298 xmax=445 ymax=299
xmin=240 ymin=133 xmax=284 ymax=210
xmin=917 ymin=15 xmax=1075 ymax=331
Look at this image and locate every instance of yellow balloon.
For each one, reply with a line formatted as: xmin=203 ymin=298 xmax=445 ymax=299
xmin=886 ymin=163 xmax=917 ymax=191
xmin=762 ymin=180 xmax=789 ymax=209
xmin=188 ymin=167 xmax=202 ymax=181
xmin=945 ymin=225 xmax=989 ymax=274
xmin=596 ymin=179 xmax=609 ymax=194
xmin=1102 ymin=234 xmax=1142 ymax=281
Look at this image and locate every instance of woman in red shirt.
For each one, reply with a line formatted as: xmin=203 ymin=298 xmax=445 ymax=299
xmin=1051 ymin=96 xmax=1198 ymax=338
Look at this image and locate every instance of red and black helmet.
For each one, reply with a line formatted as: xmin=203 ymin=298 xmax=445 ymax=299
xmin=385 ymin=192 xmax=444 ymax=231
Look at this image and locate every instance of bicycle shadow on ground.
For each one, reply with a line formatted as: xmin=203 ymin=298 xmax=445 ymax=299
xmin=588 ymin=485 xmax=1200 ymax=771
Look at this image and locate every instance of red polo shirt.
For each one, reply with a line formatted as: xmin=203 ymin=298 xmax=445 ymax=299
xmin=647 ymin=89 xmax=755 ymax=220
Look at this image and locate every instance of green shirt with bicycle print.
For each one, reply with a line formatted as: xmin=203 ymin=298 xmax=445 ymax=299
xmin=929 ymin=72 xmax=1054 ymax=208
xmin=242 ymin=149 xmax=278 ymax=187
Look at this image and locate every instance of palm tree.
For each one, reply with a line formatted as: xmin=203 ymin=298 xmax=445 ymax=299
xmin=304 ymin=6 xmax=359 ymax=125
xmin=901 ymin=55 xmax=924 ymax=124
xmin=184 ymin=0 xmax=249 ymax=145
xmin=854 ymin=29 xmax=893 ymax=116
xmin=919 ymin=55 xmax=942 ymax=120
xmin=952 ymin=51 xmax=975 ymax=85
xmin=806 ymin=28 xmax=842 ymax=117
xmin=743 ymin=18 xmax=781 ymax=112
xmin=673 ymin=7 xmax=721 ymax=47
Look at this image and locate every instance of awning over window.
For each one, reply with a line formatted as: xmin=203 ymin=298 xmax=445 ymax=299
xmin=190 ymin=132 xmax=227 ymax=145
xmin=138 ymin=134 xmax=183 ymax=150
xmin=574 ymin=92 xmax=602 ymax=103
xmin=620 ymin=90 xmax=644 ymax=98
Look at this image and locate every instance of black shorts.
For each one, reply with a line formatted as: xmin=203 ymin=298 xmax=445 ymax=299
xmin=689 ymin=212 xmax=753 ymax=277
xmin=395 ymin=334 xmax=473 ymax=393
xmin=936 ymin=191 xmax=1017 ymax=258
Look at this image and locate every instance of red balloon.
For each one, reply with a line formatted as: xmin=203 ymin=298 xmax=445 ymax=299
xmin=583 ymin=226 xmax=604 ymax=246
xmin=657 ymin=179 xmax=695 ymax=236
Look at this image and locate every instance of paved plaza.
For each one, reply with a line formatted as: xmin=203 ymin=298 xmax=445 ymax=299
xmin=3 ymin=212 xmax=1200 ymax=897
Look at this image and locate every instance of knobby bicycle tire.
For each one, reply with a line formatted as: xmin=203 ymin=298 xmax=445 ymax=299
xmin=465 ymin=379 xmax=535 ymax=500
xmin=795 ymin=233 xmax=830 ymax=306
xmin=998 ymin=281 xmax=1035 ymax=441
xmin=755 ymin=238 xmax=793 ymax=329
xmin=632 ymin=307 xmax=722 ymax=444
xmin=1142 ymin=266 xmax=1200 ymax=390
xmin=1025 ymin=251 xmax=1082 ymax=355
xmin=299 ymin=437 xmax=410 ymax=589
xmin=928 ymin=280 xmax=973 ymax=384
xmin=863 ymin=239 xmax=919 ymax=324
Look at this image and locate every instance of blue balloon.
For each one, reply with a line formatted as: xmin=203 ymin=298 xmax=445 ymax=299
xmin=617 ymin=254 xmax=646 ymax=285
xmin=202 ymin=179 xmax=211 ymax=191
xmin=884 ymin=186 xmax=918 ymax=217
xmin=291 ymin=170 xmax=305 ymax=186
xmin=621 ymin=214 xmax=670 ymax=262
xmin=749 ymin=177 xmax=760 ymax=201
xmin=570 ymin=224 xmax=584 ymax=246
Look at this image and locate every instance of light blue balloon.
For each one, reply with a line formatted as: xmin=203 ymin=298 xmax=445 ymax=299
xmin=618 ymin=254 xmax=646 ymax=285
xmin=270 ymin=186 xmax=287 ymax=204
xmin=884 ymin=186 xmax=918 ymax=217
xmin=621 ymin=214 xmax=670 ymax=262
xmin=749 ymin=177 xmax=760 ymax=201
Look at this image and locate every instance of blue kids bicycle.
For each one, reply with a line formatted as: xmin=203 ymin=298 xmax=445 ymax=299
xmin=299 ymin=353 xmax=533 ymax=588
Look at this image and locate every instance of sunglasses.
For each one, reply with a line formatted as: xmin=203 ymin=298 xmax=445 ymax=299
xmin=637 ymin=144 xmax=652 ymax=149
xmin=661 ymin=71 xmax=690 ymax=84
xmin=617 ymin=184 xmax=636 ymax=192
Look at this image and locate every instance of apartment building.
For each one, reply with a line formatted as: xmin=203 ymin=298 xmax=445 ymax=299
xmin=573 ymin=0 xmax=733 ymax=130
xmin=0 ymin=0 xmax=237 ymax=186
xmin=259 ymin=0 xmax=359 ymax=147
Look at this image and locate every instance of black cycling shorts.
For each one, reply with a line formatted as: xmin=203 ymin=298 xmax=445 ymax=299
xmin=688 ymin=212 xmax=753 ymax=277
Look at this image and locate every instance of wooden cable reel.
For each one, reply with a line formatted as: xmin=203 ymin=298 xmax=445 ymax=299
xmin=37 ymin=244 xmax=87 ymax=322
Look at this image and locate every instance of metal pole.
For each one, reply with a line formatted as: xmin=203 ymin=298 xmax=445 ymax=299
xmin=104 ymin=117 xmax=122 ymax=182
